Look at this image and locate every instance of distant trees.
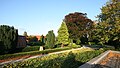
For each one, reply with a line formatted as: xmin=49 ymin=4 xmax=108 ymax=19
xmin=28 ymin=36 xmax=38 ymax=42
xmin=56 ymin=22 xmax=69 ymax=47
xmin=40 ymin=35 xmax=45 ymax=45
xmin=64 ymin=12 xmax=94 ymax=44
xmin=46 ymin=30 xmax=55 ymax=49
xmin=0 ymin=25 xmax=18 ymax=54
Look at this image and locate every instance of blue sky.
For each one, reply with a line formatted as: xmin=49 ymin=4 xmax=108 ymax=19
xmin=0 ymin=0 xmax=108 ymax=36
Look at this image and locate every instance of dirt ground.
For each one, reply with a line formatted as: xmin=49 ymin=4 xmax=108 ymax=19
xmin=0 ymin=54 xmax=42 ymax=63
xmin=99 ymin=52 xmax=120 ymax=68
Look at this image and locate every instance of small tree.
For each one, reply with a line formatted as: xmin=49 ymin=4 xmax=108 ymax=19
xmin=46 ymin=30 xmax=55 ymax=49
xmin=57 ymin=22 xmax=69 ymax=47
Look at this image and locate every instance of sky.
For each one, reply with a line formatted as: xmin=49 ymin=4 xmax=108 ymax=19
xmin=0 ymin=0 xmax=108 ymax=36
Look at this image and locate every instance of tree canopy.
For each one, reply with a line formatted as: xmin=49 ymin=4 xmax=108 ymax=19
xmin=46 ymin=30 xmax=55 ymax=49
xmin=40 ymin=35 xmax=45 ymax=45
xmin=92 ymin=0 xmax=120 ymax=48
xmin=64 ymin=12 xmax=94 ymax=43
xmin=0 ymin=25 xmax=18 ymax=54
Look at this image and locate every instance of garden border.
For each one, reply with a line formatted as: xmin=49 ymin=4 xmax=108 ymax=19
xmin=79 ymin=50 xmax=120 ymax=68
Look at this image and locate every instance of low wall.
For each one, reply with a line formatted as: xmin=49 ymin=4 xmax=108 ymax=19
xmin=79 ymin=50 xmax=120 ymax=68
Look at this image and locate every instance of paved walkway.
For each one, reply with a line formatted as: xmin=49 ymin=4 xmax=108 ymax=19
xmin=0 ymin=47 xmax=91 ymax=67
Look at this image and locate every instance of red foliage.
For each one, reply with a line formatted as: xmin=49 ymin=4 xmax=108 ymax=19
xmin=64 ymin=12 xmax=94 ymax=40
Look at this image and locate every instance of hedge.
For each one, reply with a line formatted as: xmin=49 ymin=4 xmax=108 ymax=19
xmin=3 ymin=49 xmax=104 ymax=68
xmin=0 ymin=47 xmax=71 ymax=60
xmin=22 ymin=46 xmax=40 ymax=52
xmin=22 ymin=45 xmax=81 ymax=52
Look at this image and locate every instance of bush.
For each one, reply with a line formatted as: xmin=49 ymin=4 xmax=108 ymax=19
xmin=22 ymin=46 xmax=40 ymax=52
xmin=27 ymin=42 xmax=42 ymax=46
xmin=3 ymin=49 xmax=103 ymax=68
xmin=0 ymin=47 xmax=71 ymax=60
xmin=102 ymin=47 xmax=115 ymax=51
xmin=68 ymin=43 xmax=81 ymax=48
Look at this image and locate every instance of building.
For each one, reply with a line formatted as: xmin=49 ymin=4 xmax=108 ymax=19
xmin=17 ymin=36 xmax=27 ymax=48
xmin=36 ymin=35 xmax=41 ymax=40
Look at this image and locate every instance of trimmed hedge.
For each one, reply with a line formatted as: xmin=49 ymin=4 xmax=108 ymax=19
xmin=22 ymin=45 xmax=81 ymax=52
xmin=3 ymin=49 xmax=104 ymax=68
xmin=0 ymin=47 xmax=71 ymax=60
xmin=22 ymin=46 xmax=40 ymax=52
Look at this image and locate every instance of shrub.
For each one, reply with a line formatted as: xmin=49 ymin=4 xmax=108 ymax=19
xmin=3 ymin=49 xmax=103 ymax=68
xmin=0 ymin=47 xmax=71 ymax=60
xmin=27 ymin=42 xmax=42 ymax=46
xmin=22 ymin=46 xmax=40 ymax=52
xmin=68 ymin=43 xmax=81 ymax=48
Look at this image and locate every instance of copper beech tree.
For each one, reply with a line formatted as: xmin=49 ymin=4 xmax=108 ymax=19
xmin=64 ymin=12 xmax=94 ymax=43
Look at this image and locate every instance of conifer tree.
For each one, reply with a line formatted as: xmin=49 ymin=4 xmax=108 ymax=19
xmin=0 ymin=25 xmax=18 ymax=54
xmin=57 ymin=22 xmax=69 ymax=47
xmin=46 ymin=30 xmax=55 ymax=49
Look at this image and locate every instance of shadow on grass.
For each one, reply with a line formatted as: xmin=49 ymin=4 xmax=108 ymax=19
xmin=61 ymin=51 xmax=84 ymax=68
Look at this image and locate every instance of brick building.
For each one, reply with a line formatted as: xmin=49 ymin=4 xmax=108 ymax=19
xmin=17 ymin=36 xmax=27 ymax=48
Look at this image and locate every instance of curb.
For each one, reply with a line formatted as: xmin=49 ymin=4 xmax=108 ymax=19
xmin=79 ymin=50 xmax=120 ymax=68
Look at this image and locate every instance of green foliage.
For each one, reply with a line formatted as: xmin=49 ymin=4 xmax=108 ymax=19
xmin=46 ymin=30 xmax=55 ymax=49
xmin=28 ymin=36 xmax=38 ymax=42
xmin=28 ymin=42 xmax=42 ymax=46
xmin=0 ymin=47 xmax=71 ymax=60
xmin=101 ymin=46 xmax=115 ymax=51
xmin=3 ymin=49 xmax=103 ymax=68
xmin=91 ymin=23 xmax=111 ymax=45
xmin=68 ymin=43 xmax=81 ymax=48
xmin=57 ymin=22 xmax=69 ymax=46
xmin=0 ymin=25 xmax=18 ymax=54
xmin=76 ymin=39 xmax=81 ymax=45
xmin=39 ymin=35 xmax=45 ymax=45
xmin=22 ymin=46 xmax=40 ymax=52
xmin=0 ymin=51 xmax=43 ymax=60
xmin=91 ymin=0 xmax=120 ymax=48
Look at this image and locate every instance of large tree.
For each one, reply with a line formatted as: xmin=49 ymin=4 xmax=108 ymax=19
xmin=57 ymin=22 xmax=69 ymax=47
xmin=96 ymin=0 xmax=120 ymax=47
xmin=0 ymin=25 xmax=18 ymax=54
xmin=46 ymin=30 xmax=55 ymax=49
xmin=64 ymin=12 xmax=94 ymax=43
